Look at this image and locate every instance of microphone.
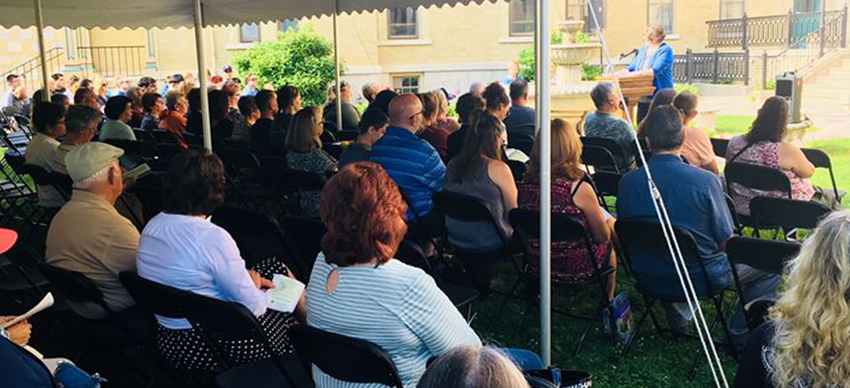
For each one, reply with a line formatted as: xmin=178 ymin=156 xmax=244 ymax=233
xmin=620 ymin=48 xmax=639 ymax=59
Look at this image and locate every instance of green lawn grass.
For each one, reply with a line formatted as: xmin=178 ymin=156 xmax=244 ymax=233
xmin=807 ymin=138 xmax=850 ymax=193
xmin=710 ymin=115 xmax=754 ymax=138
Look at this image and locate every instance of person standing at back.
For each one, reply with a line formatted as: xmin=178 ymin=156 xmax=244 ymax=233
xmin=502 ymin=79 xmax=536 ymax=142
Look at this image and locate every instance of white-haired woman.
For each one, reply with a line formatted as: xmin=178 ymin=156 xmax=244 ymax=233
xmin=735 ymin=210 xmax=850 ymax=388
xmin=417 ymin=346 xmax=529 ymax=388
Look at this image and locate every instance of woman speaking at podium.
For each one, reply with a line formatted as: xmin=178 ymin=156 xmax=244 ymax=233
xmin=614 ymin=23 xmax=674 ymax=123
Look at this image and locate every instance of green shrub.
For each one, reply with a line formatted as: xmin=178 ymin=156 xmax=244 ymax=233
xmin=581 ymin=63 xmax=602 ymax=81
xmin=518 ymin=31 xmax=564 ymax=82
xmin=234 ymin=26 xmax=337 ymax=107
xmin=674 ymin=83 xmax=700 ymax=95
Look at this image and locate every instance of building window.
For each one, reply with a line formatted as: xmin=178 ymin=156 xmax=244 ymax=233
xmin=392 ymin=75 xmax=420 ymax=94
xmin=388 ymin=7 xmax=418 ymax=39
xmin=567 ymin=0 xmax=606 ymax=31
xmin=240 ymin=23 xmax=260 ymax=43
xmin=720 ymin=0 xmax=745 ymax=19
xmin=509 ymin=0 xmax=535 ymax=36
xmin=648 ymin=0 xmax=674 ymax=34
xmin=280 ymin=19 xmax=299 ymax=33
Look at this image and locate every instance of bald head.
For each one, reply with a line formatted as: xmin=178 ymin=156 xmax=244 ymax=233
xmin=388 ymin=94 xmax=424 ymax=133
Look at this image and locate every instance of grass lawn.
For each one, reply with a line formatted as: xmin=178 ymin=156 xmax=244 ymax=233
xmin=807 ymin=138 xmax=850 ymax=192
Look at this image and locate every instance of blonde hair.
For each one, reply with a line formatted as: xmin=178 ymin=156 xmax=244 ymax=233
xmin=432 ymin=90 xmax=449 ymax=118
xmin=285 ymin=106 xmax=323 ymax=152
xmin=770 ymin=210 xmax=850 ymax=388
xmin=646 ymin=23 xmax=666 ymax=43
xmin=526 ymin=118 xmax=584 ymax=183
xmin=420 ymin=92 xmax=439 ymax=126
xmin=416 ymin=346 xmax=529 ymax=388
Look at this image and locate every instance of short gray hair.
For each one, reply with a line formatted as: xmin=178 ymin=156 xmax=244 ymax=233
xmin=416 ymin=346 xmax=529 ymax=388
xmin=645 ymin=105 xmax=684 ymax=151
xmin=165 ymin=90 xmax=184 ymax=110
xmin=590 ymin=82 xmax=615 ymax=110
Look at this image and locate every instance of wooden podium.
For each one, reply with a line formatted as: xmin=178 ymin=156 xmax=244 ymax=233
xmin=595 ymin=74 xmax=655 ymax=123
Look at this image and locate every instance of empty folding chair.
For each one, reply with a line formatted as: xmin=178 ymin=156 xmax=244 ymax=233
xmin=507 ymin=130 xmax=535 ymax=156
xmin=802 ymin=147 xmax=841 ymax=202
xmin=750 ymin=196 xmax=830 ymax=240
xmin=710 ymin=138 xmax=729 ymax=159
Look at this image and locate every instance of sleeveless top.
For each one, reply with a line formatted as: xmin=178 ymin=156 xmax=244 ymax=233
xmin=518 ymin=176 xmax=608 ymax=283
xmin=443 ymin=160 xmax=513 ymax=252
xmin=725 ymin=135 xmax=815 ymax=215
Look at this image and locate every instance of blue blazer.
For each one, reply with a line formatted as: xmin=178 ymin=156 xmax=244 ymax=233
xmin=628 ymin=42 xmax=675 ymax=95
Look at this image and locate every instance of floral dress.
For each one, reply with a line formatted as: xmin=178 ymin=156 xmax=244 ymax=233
xmin=286 ymin=148 xmax=337 ymax=217
xmin=518 ymin=176 xmax=609 ymax=283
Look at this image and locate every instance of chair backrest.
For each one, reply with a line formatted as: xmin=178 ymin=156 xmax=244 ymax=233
xmin=337 ymin=130 xmax=359 ymax=142
xmin=589 ymin=171 xmax=622 ymax=197
xmin=580 ymin=145 xmax=620 ymax=173
xmin=581 ymin=137 xmax=629 ymax=163
xmin=433 ymin=191 xmax=495 ymax=224
xmin=119 ymin=271 xmax=192 ymax=319
xmin=710 ymin=138 xmax=729 ymax=158
xmin=279 ymin=215 xmax=327 ymax=281
xmin=724 ymin=162 xmax=792 ymax=198
xmin=182 ymin=291 xmax=268 ymax=344
xmin=801 ymin=147 xmax=830 ymax=169
xmin=50 ymin=172 xmax=73 ymax=198
xmin=5 ymin=154 xmax=26 ymax=175
xmin=393 ymin=239 xmax=434 ymax=274
xmin=509 ymin=208 xmax=592 ymax=246
xmin=36 ymin=262 xmax=109 ymax=312
xmin=212 ymin=206 xmax=307 ymax=279
xmin=133 ymin=129 xmax=157 ymax=144
xmin=291 ymin=325 xmax=404 ymax=388
xmin=506 ymin=160 xmax=527 ymax=183
xmin=750 ymin=196 xmax=831 ymax=231
xmin=725 ymin=236 xmax=801 ymax=275
xmin=22 ymin=163 xmax=71 ymax=200
xmin=103 ymin=139 xmax=142 ymax=155
xmin=508 ymin=131 xmax=535 ymax=155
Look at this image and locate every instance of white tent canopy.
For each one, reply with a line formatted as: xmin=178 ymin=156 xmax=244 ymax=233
xmin=0 ymin=0 xmax=505 ymax=28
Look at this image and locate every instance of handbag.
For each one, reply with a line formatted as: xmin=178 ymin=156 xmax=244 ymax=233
xmin=525 ymin=367 xmax=592 ymax=388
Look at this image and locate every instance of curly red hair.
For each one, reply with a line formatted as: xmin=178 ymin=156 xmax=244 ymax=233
xmin=319 ymin=162 xmax=408 ymax=266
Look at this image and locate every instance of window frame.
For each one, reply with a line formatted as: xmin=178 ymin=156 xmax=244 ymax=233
xmin=240 ymin=23 xmax=261 ymax=43
xmin=388 ymin=7 xmax=419 ymax=40
xmin=392 ymin=74 xmax=421 ymax=95
xmin=719 ymin=0 xmax=745 ymax=20
xmin=279 ymin=19 xmax=299 ymax=34
xmin=508 ymin=0 xmax=535 ymax=37
xmin=647 ymin=0 xmax=675 ymax=34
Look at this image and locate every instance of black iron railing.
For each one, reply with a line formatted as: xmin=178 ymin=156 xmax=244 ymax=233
xmin=0 ymin=48 xmax=64 ymax=94
xmin=77 ymin=46 xmax=146 ymax=78
xmin=674 ymin=49 xmax=750 ymax=85
xmin=707 ymin=7 xmax=848 ymax=50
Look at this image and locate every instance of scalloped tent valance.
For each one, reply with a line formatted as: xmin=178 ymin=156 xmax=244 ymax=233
xmin=0 ymin=0 xmax=504 ymax=29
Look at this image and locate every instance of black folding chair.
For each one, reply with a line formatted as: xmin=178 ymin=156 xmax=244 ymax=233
xmin=586 ymin=171 xmax=622 ymax=212
xmin=615 ymin=219 xmax=738 ymax=375
xmin=291 ymin=325 xmax=404 ymax=388
xmin=394 ymin=239 xmax=479 ymax=315
xmin=710 ymin=138 xmax=729 ymax=159
xmin=581 ymin=144 xmax=621 ymax=174
xmin=750 ymin=196 xmax=830 ymax=240
xmin=337 ymin=130 xmax=359 ymax=141
xmin=509 ymin=208 xmax=614 ymax=356
xmin=506 ymin=160 xmax=527 ymax=183
xmin=133 ymin=129 xmax=157 ymax=144
xmin=725 ymin=236 xmax=800 ymax=329
xmin=278 ymin=215 xmax=327 ymax=282
xmin=507 ymin=130 xmax=535 ymax=156
xmin=724 ymin=161 xmax=792 ymax=228
xmin=802 ymin=147 xmax=840 ymax=202
xmin=582 ymin=137 xmax=632 ymax=172
xmin=181 ymin=291 xmax=311 ymax=388
xmin=212 ymin=207 xmax=309 ymax=281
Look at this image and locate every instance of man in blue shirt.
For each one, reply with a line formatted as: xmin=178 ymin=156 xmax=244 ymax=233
xmin=503 ymin=79 xmax=536 ymax=143
xmin=617 ymin=105 xmax=779 ymax=349
xmin=370 ymin=93 xmax=445 ymax=224
xmin=584 ymin=82 xmax=636 ymax=170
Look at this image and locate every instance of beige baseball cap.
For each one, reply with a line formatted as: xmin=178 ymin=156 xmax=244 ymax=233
xmin=65 ymin=142 xmax=124 ymax=182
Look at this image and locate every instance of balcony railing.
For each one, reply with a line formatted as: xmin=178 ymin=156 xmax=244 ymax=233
xmin=77 ymin=46 xmax=146 ymax=78
xmin=707 ymin=7 xmax=848 ymax=50
xmin=674 ymin=49 xmax=749 ymax=84
xmin=0 ymin=48 xmax=64 ymax=94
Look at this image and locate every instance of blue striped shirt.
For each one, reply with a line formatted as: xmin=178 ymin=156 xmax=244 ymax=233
xmin=306 ymin=253 xmax=481 ymax=388
xmin=369 ymin=127 xmax=446 ymax=220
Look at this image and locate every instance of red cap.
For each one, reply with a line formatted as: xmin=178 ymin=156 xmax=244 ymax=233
xmin=0 ymin=228 xmax=18 ymax=255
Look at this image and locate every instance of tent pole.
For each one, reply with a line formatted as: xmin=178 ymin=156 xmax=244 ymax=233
xmin=33 ymin=0 xmax=49 ymax=102
xmin=535 ymin=0 xmax=552 ymax=366
xmin=333 ymin=0 xmax=342 ymax=132
xmin=193 ymin=0 xmax=212 ymax=152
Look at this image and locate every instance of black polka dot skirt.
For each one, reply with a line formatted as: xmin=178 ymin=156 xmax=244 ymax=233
xmin=157 ymin=258 xmax=298 ymax=371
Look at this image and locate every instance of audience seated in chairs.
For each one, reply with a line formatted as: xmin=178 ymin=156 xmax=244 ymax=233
xmin=674 ymin=91 xmax=717 ymax=174
xmin=481 ymin=82 xmax=511 ymax=128
xmin=275 ymin=85 xmax=301 ymax=135
xmin=337 ymin=107 xmax=389 ymax=169
xmin=26 ymin=101 xmax=66 ymax=208
xmin=370 ymin=89 xmax=398 ymax=117
xmin=503 ymin=79 xmax=536 ymax=143
xmin=308 ymin=162 xmax=480 ymax=388
xmin=235 ymin=96 xmax=260 ymax=141
xmin=519 ymin=118 xmax=617 ymax=299
xmin=444 ymin=111 xmax=517 ymax=254
xmin=635 ymin=88 xmax=676 ymax=139
xmin=249 ymin=89 xmax=279 ymax=150
xmin=46 ymin=142 xmax=141 ymax=320
xmin=98 ymin=95 xmax=137 ymax=141
xmin=417 ymin=346 xmax=530 ymax=388
xmin=447 ymin=92 xmax=486 ymax=160
xmin=370 ymin=94 xmax=446 ymax=250
xmin=725 ymin=96 xmax=817 ymax=216
xmin=583 ymin=82 xmax=636 ymax=171
xmin=735 ymin=210 xmax=850 ymax=388
xmin=139 ymin=92 xmax=164 ymax=131
xmin=285 ymin=107 xmax=338 ymax=218
xmin=136 ymin=150 xmax=302 ymax=371
xmin=158 ymin=91 xmax=189 ymax=149
xmin=73 ymin=87 xmax=99 ymax=110
xmin=48 ymin=105 xmax=99 ymax=176
xmin=323 ymin=81 xmax=360 ymax=134
xmin=126 ymin=86 xmax=145 ymax=128
xmin=418 ymin=91 xmax=458 ymax=159
xmin=617 ymin=105 xmax=779 ymax=349
xmin=208 ymin=89 xmax=235 ymax=146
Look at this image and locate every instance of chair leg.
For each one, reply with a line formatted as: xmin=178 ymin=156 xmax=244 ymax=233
xmin=622 ymin=305 xmax=652 ymax=358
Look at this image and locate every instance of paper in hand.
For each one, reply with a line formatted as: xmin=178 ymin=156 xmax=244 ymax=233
xmin=2 ymin=293 xmax=54 ymax=329
xmin=265 ymin=274 xmax=305 ymax=313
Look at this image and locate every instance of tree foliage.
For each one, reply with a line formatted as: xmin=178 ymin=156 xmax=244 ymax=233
xmin=234 ymin=26 xmax=338 ymax=107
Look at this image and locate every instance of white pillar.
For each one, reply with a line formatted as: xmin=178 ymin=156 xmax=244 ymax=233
xmin=536 ymin=0 xmax=552 ymax=366
xmin=333 ymin=0 xmax=343 ymax=132
xmin=193 ymin=0 xmax=212 ymax=152
xmin=33 ymin=0 xmax=49 ymax=102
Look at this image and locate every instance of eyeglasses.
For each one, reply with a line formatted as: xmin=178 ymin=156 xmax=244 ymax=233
xmin=409 ymin=110 xmax=423 ymax=121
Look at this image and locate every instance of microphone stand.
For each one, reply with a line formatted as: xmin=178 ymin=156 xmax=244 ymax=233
xmin=605 ymin=50 xmax=638 ymax=75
